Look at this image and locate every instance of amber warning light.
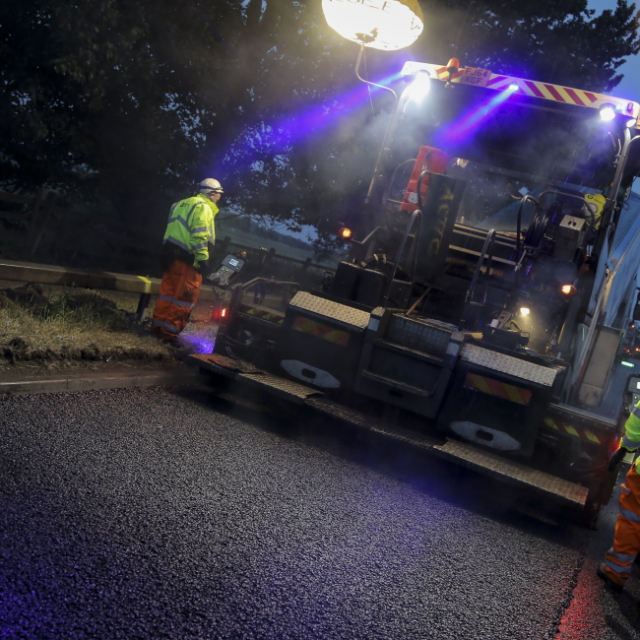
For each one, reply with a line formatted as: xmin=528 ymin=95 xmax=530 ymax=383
xmin=561 ymin=284 xmax=577 ymax=296
xmin=339 ymin=227 xmax=353 ymax=240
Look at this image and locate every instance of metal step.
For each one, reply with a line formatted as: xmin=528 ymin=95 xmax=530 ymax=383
xmin=190 ymin=354 xmax=322 ymax=404
xmin=431 ymin=439 xmax=589 ymax=508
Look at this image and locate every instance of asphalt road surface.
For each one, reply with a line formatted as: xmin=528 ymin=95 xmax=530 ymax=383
xmin=1 ymin=384 xmax=640 ymax=640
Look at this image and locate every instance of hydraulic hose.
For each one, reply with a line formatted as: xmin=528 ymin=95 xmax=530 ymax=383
xmin=382 ymin=208 xmax=421 ymax=308
xmin=466 ymin=228 xmax=496 ymax=306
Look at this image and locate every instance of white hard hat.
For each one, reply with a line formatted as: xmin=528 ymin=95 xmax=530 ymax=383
xmin=199 ymin=178 xmax=223 ymax=194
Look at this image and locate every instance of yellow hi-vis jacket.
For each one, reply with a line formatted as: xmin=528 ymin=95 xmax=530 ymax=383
xmin=622 ymin=402 xmax=640 ymax=473
xmin=163 ymin=195 xmax=219 ymax=268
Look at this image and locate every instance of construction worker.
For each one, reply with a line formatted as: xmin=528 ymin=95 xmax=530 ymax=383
xmin=151 ymin=178 xmax=223 ymax=341
xmin=597 ymin=406 xmax=640 ymax=591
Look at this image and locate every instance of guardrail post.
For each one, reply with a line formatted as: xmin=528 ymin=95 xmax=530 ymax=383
xmin=23 ymin=188 xmax=43 ymax=259
xmin=263 ymin=248 xmax=276 ymax=269
xmin=136 ymin=293 xmax=152 ymax=322
xmin=300 ymin=257 xmax=312 ymax=274
xmin=299 ymin=257 xmax=313 ymax=288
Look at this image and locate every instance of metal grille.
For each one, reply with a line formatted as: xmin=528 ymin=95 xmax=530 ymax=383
xmin=289 ymin=292 xmax=370 ymax=330
xmin=433 ymin=439 xmax=588 ymax=507
xmin=387 ymin=315 xmax=455 ymax=357
xmin=461 ymin=344 xmax=558 ymax=387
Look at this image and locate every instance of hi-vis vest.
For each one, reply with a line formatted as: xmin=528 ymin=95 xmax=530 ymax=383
xmin=623 ymin=402 xmax=640 ymax=473
xmin=163 ymin=195 xmax=218 ymax=267
xmin=584 ymin=193 xmax=605 ymax=229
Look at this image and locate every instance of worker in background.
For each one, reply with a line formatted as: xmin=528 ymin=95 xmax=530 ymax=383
xmin=151 ymin=178 xmax=223 ymax=341
xmin=598 ymin=405 xmax=640 ymax=591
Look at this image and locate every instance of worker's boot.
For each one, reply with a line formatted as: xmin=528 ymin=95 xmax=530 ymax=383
xmin=597 ymin=562 xmax=624 ymax=592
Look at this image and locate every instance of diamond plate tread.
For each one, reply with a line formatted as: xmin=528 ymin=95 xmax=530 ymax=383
xmin=189 ymin=354 xmax=261 ymax=374
xmin=241 ymin=372 xmax=323 ymax=401
xmin=461 ymin=344 xmax=558 ymax=387
xmin=289 ymin=291 xmax=370 ymax=330
xmin=432 ymin=439 xmax=589 ymax=507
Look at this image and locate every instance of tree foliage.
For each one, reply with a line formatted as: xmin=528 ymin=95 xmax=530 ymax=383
xmin=423 ymin=0 xmax=639 ymax=91
xmin=0 ymin=0 xmax=638 ymax=256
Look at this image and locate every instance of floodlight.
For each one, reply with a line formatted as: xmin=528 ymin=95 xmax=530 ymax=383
xmin=322 ymin=0 xmax=424 ymax=51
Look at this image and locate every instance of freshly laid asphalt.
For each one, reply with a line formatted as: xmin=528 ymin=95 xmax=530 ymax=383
xmin=1 ymin=382 xmax=640 ymax=639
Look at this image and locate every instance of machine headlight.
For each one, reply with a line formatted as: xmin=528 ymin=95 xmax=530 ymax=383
xmin=599 ymin=104 xmax=617 ymax=122
xmin=409 ymin=71 xmax=431 ymax=101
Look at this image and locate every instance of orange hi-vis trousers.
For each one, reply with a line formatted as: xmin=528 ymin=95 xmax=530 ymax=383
xmin=604 ymin=463 xmax=640 ymax=586
xmin=151 ymin=260 xmax=202 ymax=340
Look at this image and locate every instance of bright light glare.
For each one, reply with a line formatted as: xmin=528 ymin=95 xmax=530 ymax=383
xmin=520 ymin=307 xmax=531 ymax=317
xmin=322 ymin=0 xmax=424 ymax=51
xmin=622 ymin=360 xmax=635 ymax=368
xmin=561 ymin=284 xmax=573 ymax=295
xmin=339 ymin=227 xmax=353 ymax=239
xmin=409 ymin=72 xmax=431 ymax=101
xmin=626 ymin=117 xmax=637 ymax=128
xmin=508 ymin=83 xmax=519 ymax=92
xmin=600 ymin=105 xmax=616 ymax=122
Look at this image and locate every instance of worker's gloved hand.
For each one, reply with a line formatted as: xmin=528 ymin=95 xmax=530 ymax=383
xmin=197 ymin=259 xmax=212 ymax=277
xmin=608 ymin=447 xmax=628 ymax=472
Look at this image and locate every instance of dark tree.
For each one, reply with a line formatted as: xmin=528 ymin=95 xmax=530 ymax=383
xmin=0 ymin=0 xmax=638 ymax=259
xmin=421 ymin=0 xmax=639 ymax=91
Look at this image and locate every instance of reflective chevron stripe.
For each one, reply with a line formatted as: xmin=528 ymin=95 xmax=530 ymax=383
xmin=543 ymin=417 xmax=605 ymax=444
xmin=293 ymin=316 xmax=350 ymax=346
xmin=425 ymin=64 xmax=640 ymax=119
xmin=463 ymin=373 xmax=532 ymax=405
xmin=240 ymin=306 xmax=285 ymax=325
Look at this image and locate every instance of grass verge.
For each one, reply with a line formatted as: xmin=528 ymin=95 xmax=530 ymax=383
xmin=0 ymin=282 xmax=215 ymax=375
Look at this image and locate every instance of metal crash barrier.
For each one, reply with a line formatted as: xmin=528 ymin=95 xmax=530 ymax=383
xmin=0 ymin=258 xmax=218 ymax=321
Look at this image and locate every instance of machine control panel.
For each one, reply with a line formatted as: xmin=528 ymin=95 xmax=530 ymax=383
xmin=208 ymin=254 xmax=245 ymax=288
xmin=626 ymin=376 xmax=640 ymax=415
